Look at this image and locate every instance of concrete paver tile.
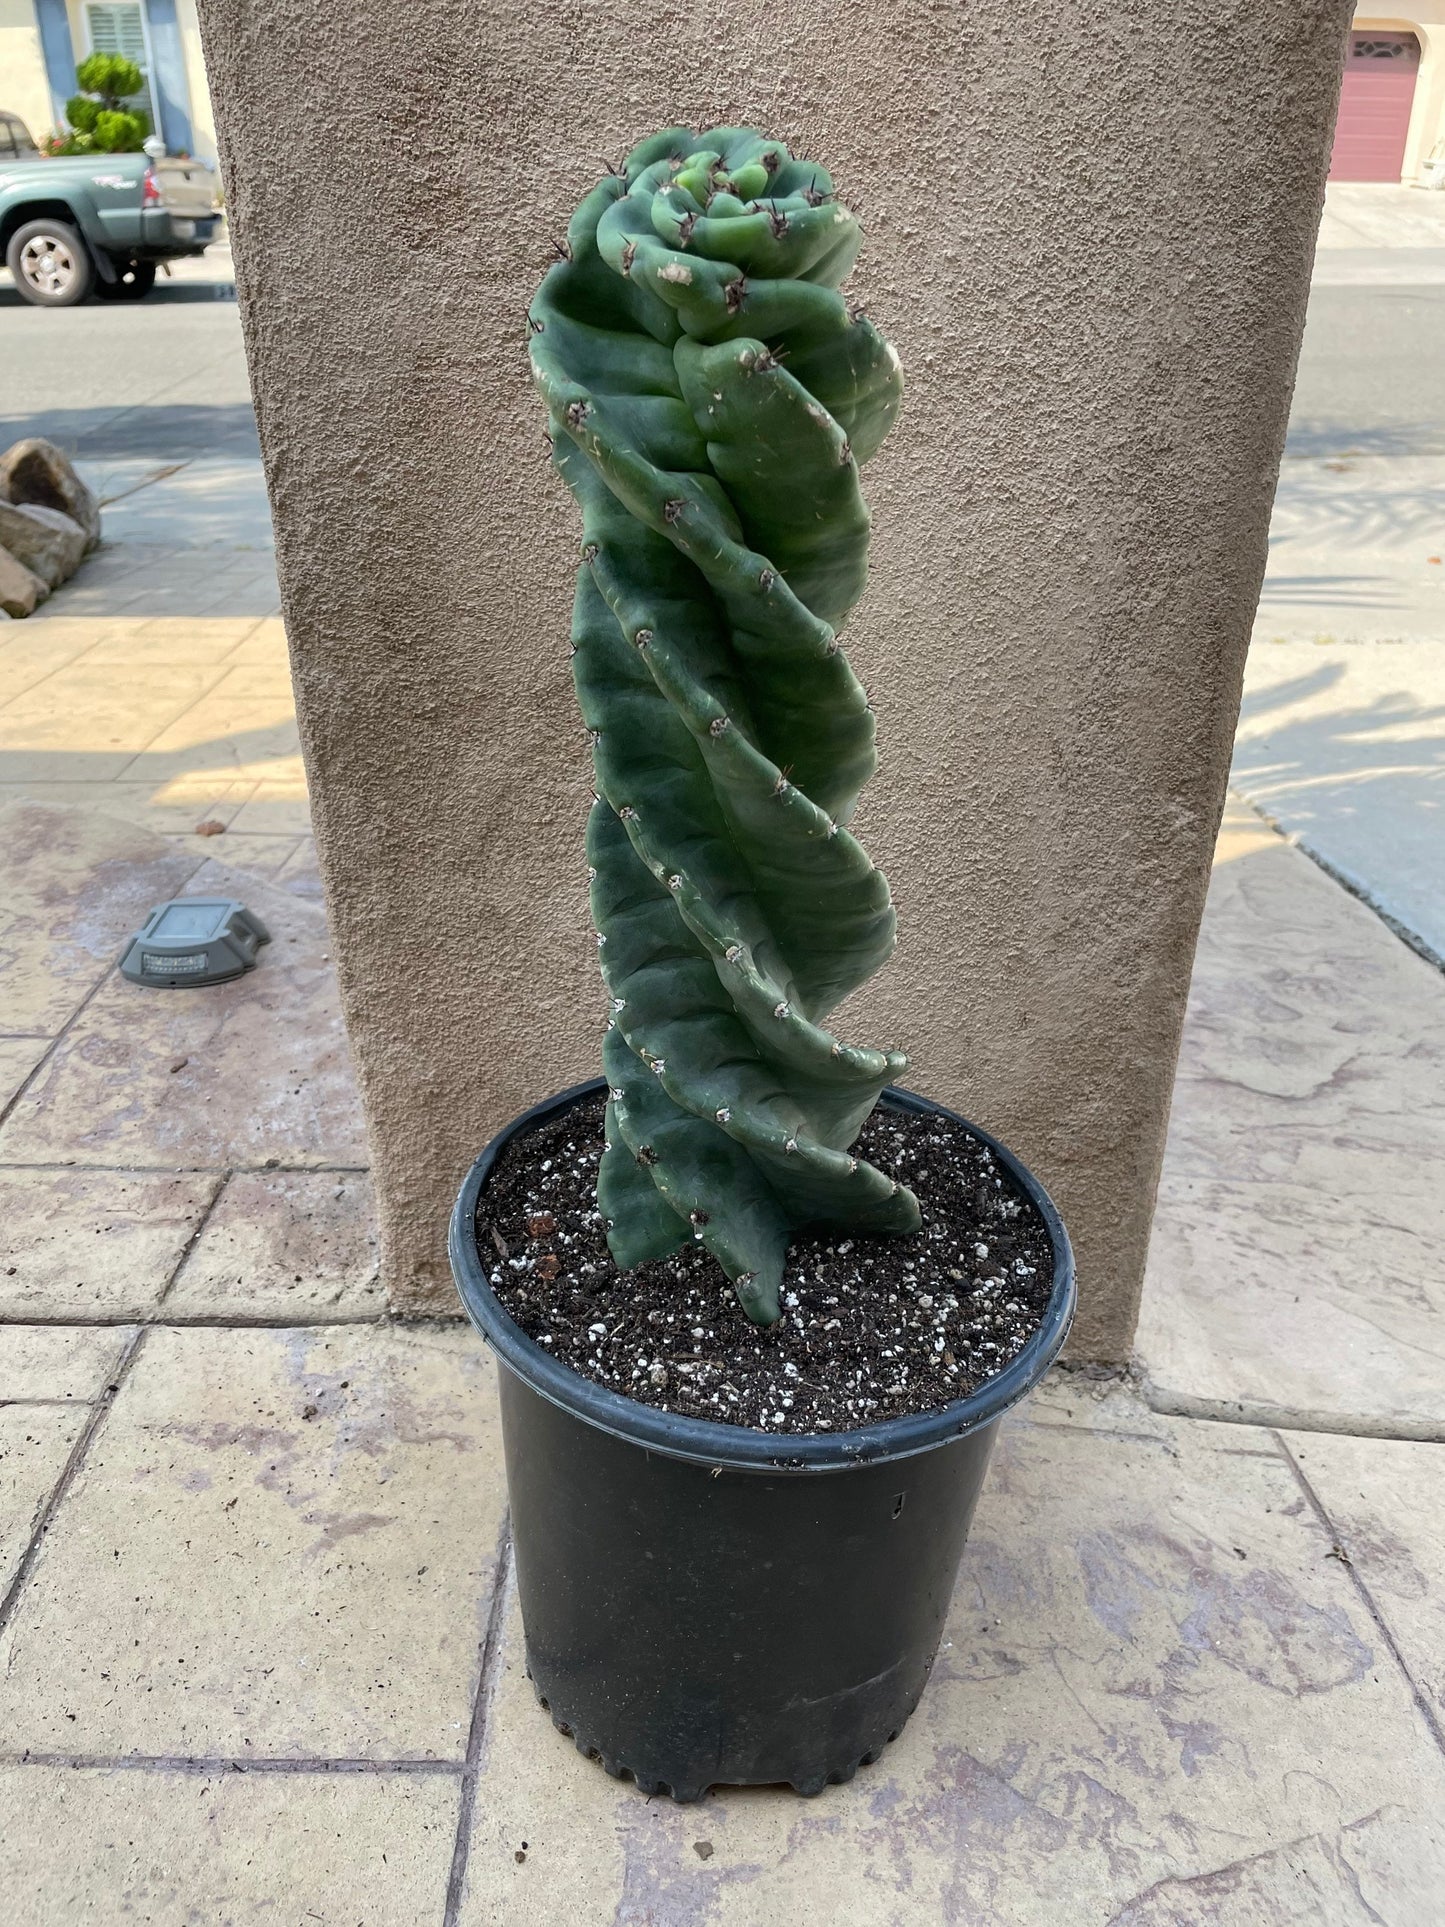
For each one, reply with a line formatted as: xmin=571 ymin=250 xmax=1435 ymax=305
xmin=202 ymin=584 xmax=283 ymax=621
xmin=0 ymin=663 xmax=237 ymax=784
xmin=0 ymin=747 xmax=141 ymax=784
xmin=0 ymin=1169 xmax=220 ymax=1319
xmin=0 ymin=1766 xmax=459 ymax=1927
xmin=162 ymin=828 xmax=300 ymax=874
xmin=0 ymin=800 xmax=199 ymax=1034
xmin=458 ymin=1388 xmax=1445 ymax=1925
xmin=209 ymin=662 xmax=299 ymax=698
xmin=0 ymin=860 xmax=366 ymax=1170
xmin=1138 ymin=805 xmax=1445 ymax=1433
xmin=276 ymin=835 xmax=324 ymax=901
xmin=73 ymin=617 xmax=264 ymax=666
xmin=0 ymin=779 xmax=258 ymax=839
xmin=0 ymin=1324 xmax=502 ymax=1759
xmin=227 ymin=787 xmax=312 ymax=834
xmin=131 ymin=693 xmax=300 ymax=774
xmin=93 ymin=457 xmax=275 ymax=551
xmin=162 ymin=829 xmax=302 ymax=875
xmin=1141 ymin=1175 xmax=1445 ymax=1435
xmin=166 ymin=1171 xmax=381 ymax=1317
xmin=0 ymin=1037 xmax=48 ymax=1109
xmin=222 ymin=617 xmax=289 ymax=666
xmin=0 ymin=661 xmax=235 ymax=717
xmin=1282 ymin=1430 xmax=1445 ymax=1737
xmin=0 ymin=629 xmax=97 ymax=707
xmin=0 ymin=1406 xmax=86 ymax=1598
xmin=0 ymin=1325 xmax=135 ymax=1401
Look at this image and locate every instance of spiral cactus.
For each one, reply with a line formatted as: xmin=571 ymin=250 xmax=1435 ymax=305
xmin=529 ymin=125 xmax=919 ymax=1325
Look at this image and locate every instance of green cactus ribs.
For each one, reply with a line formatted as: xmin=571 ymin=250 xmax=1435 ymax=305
xmin=530 ymin=125 xmax=919 ymax=1326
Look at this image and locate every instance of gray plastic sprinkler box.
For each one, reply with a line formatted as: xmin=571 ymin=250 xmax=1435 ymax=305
xmin=119 ymin=900 xmax=271 ymax=988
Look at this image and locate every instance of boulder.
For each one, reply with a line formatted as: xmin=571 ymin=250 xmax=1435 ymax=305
xmin=0 ymin=501 xmax=88 ymax=589
xmin=0 ymin=437 xmax=101 ymax=551
xmin=0 ymin=543 xmax=49 ymax=619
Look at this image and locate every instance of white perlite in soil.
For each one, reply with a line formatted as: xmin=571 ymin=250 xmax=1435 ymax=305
xmin=478 ymin=1094 xmax=1055 ymax=1435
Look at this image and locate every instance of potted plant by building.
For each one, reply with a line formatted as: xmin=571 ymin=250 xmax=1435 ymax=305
xmin=450 ymin=125 xmax=1075 ymax=1802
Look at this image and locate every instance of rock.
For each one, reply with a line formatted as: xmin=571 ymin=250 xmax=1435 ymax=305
xmin=0 ymin=438 xmax=101 ymax=551
xmin=0 ymin=543 xmax=49 ymax=619
xmin=0 ymin=501 xmax=88 ymax=590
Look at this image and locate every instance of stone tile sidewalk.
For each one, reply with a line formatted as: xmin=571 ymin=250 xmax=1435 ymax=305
xmin=3 ymin=571 xmax=1444 ymax=1919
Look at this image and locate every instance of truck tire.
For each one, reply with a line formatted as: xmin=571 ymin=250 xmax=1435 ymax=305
xmin=6 ymin=217 xmax=94 ymax=308
xmin=96 ymin=259 xmax=158 ymax=301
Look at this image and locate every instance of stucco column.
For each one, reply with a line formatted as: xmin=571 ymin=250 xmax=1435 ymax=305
xmin=197 ymin=0 xmax=1351 ymax=1357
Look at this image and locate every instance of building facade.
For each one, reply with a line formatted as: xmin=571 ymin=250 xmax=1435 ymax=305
xmin=1333 ymin=14 xmax=1445 ymax=179
xmin=0 ymin=0 xmax=217 ymax=159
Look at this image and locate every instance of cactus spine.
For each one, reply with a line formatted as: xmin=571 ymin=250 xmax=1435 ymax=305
xmin=529 ymin=126 xmax=919 ymax=1326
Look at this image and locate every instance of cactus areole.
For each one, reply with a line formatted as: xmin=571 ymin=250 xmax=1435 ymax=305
xmin=529 ymin=125 xmax=920 ymax=1327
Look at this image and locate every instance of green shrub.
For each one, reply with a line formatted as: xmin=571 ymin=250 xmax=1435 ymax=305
xmin=74 ymin=52 xmax=145 ymax=109
xmin=60 ymin=52 xmax=150 ymax=154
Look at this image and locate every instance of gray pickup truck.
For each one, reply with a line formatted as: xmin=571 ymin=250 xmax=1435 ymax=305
xmin=0 ymin=108 xmax=220 ymax=308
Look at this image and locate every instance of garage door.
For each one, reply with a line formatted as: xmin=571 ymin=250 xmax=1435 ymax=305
xmin=1329 ymin=31 xmax=1420 ymax=181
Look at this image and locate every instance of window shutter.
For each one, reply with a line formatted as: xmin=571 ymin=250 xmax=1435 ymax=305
xmin=82 ymin=3 xmax=159 ymax=132
xmin=85 ymin=3 xmax=150 ymax=66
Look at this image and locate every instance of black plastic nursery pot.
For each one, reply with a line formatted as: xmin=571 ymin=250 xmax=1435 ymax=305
xmin=449 ymin=1078 xmax=1075 ymax=1803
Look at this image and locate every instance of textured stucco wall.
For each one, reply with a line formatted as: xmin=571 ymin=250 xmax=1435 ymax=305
xmin=198 ymin=0 xmax=1351 ymax=1356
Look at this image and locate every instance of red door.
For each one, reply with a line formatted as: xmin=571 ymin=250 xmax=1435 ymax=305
xmin=1329 ymin=31 xmax=1421 ymax=181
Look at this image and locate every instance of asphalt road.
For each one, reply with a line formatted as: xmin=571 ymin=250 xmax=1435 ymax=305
xmin=0 ymin=255 xmax=255 ymax=461
xmin=1288 ymin=282 xmax=1445 ymax=459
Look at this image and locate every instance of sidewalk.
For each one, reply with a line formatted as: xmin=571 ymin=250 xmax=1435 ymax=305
xmin=1241 ymin=182 xmax=1445 ymax=969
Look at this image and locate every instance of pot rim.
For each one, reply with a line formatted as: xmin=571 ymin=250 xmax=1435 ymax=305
xmin=449 ymin=1078 xmax=1076 ymax=1473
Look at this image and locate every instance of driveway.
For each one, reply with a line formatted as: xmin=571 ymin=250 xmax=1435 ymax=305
xmin=1239 ymin=183 xmax=1445 ymax=962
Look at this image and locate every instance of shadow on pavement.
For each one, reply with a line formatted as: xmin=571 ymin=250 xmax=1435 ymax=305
xmin=0 ymin=284 xmax=236 ymax=310
xmin=0 ymin=403 xmax=260 ymax=462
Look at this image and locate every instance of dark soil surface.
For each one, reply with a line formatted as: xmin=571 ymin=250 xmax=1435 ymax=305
xmin=477 ymin=1093 xmax=1054 ymax=1435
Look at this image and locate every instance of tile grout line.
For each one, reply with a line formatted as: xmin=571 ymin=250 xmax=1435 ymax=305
xmin=1272 ymin=1428 xmax=1445 ymax=1761
xmin=0 ymin=1313 xmax=394 ymax=1330
xmin=2 ymin=1751 xmax=458 ymax=1776
xmin=0 ymin=1325 xmax=148 ymax=1644
xmin=152 ymin=1169 xmax=234 ymax=1310
xmin=0 ymin=1164 xmax=371 ymax=1175
xmin=443 ymin=1513 xmax=514 ymax=1927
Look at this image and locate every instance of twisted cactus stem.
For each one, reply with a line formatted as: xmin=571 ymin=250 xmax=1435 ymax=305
xmin=530 ymin=125 xmax=920 ymax=1325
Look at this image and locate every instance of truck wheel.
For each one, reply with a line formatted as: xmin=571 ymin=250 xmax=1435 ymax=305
xmin=5 ymin=218 xmax=94 ymax=308
xmin=96 ymin=259 xmax=158 ymax=301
